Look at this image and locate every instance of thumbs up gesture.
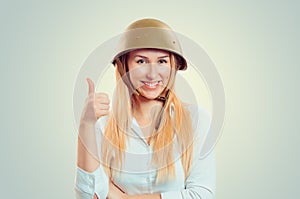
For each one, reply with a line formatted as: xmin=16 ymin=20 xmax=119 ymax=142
xmin=80 ymin=77 xmax=110 ymax=125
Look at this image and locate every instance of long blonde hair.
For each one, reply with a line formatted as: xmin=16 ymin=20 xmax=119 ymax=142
xmin=101 ymin=52 xmax=194 ymax=183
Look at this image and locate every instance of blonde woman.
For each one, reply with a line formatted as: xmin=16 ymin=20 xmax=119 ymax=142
xmin=75 ymin=18 xmax=215 ymax=199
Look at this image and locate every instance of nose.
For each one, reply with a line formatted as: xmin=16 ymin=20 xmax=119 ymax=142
xmin=146 ymin=63 xmax=158 ymax=80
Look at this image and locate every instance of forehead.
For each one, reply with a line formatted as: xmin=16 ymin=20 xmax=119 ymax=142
xmin=128 ymin=49 xmax=170 ymax=57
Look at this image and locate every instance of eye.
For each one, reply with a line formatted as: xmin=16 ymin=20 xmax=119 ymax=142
xmin=136 ymin=59 xmax=147 ymax=64
xmin=158 ymin=59 xmax=168 ymax=64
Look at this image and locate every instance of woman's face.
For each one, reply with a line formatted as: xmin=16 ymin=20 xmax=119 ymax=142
xmin=127 ymin=49 xmax=172 ymax=100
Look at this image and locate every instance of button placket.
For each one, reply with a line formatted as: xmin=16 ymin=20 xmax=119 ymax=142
xmin=146 ymin=147 xmax=151 ymax=167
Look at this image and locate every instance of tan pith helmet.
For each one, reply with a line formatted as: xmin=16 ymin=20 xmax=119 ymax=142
xmin=113 ymin=18 xmax=187 ymax=70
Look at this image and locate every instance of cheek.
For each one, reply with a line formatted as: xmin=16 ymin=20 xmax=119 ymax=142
xmin=159 ymin=67 xmax=171 ymax=79
xmin=127 ymin=61 xmax=136 ymax=71
xmin=127 ymin=67 xmax=148 ymax=88
xmin=129 ymin=67 xmax=148 ymax=80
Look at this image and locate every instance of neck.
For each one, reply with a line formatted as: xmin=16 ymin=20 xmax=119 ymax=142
xmin=132 ymin=96 xmax=163 ymax=127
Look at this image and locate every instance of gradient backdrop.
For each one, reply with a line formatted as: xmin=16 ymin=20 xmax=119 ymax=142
xmin=1 ymin=1 xmax=299 ymax=198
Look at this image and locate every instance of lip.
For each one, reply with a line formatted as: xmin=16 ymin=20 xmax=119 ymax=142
xmin=140 ymin=80 xmax=162 ymax=90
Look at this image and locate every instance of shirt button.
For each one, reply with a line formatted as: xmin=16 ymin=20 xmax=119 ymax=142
xmin=146 ymin=177 xmax=151 ymax=183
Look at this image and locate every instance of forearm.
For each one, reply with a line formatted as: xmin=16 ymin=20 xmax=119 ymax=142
xmin=77 ymin=122 xmax=100 ymax=172
xmin=75 ymin=159 xmax=109 ymax=199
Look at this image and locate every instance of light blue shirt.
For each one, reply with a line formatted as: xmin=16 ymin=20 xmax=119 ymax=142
xmin=75 ymin=105 xmax=216 ymax=199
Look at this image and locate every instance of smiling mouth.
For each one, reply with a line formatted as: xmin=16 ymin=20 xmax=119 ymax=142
xmin=141 ymin=80 xmax=163 ymax=88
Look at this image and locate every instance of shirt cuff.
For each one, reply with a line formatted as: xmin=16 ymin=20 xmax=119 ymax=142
xmin=75 ymin=166 xmax=109 ymax=199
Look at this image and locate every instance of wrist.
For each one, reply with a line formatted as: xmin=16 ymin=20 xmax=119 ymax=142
xmin=79 ymin=120 xmax=96 ymax=128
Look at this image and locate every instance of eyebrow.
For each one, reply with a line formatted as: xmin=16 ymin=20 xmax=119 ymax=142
xmin=134 ymin=55 xmax=170 ymax=59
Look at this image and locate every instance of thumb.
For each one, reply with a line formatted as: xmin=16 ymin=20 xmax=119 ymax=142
xmin=86 ymin=77 xmax=95 ymax=95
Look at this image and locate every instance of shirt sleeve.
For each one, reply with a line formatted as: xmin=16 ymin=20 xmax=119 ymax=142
xmin=161 ymin=106 xmax=216 ymax=199
xmin=75 ymin=165 xmax=109 ymax=199
xmin=75 ymin=117 xmax=109 ymax=199
xmin=160 ymin=152 xmax=216 ymax=199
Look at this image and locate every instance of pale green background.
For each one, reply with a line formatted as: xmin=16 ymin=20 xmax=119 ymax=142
xmin=1 ymin=0 xmax=299 ymax=198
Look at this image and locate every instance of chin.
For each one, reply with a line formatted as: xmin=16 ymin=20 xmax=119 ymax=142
xmin=137 ymin=88 xmax=164 ymax=100
xmin=142 ymin=94 xmax=160 ymax=100
xmin=138 ymin=91 xmax=161 ymax=100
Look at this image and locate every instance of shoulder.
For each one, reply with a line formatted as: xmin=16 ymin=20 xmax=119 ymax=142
xmin=185 ymin=104 xmax=212 ymax=130
xmin=93 ymin=116 xmax=110 ymax=156
xmin=186 ymin=104 xmax=211 ymax=119
xmin=184 ymin=104 xmax=212 ymax=143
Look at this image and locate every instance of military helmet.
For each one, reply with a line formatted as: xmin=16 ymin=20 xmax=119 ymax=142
xmin=112 ymin=18 xmax=187 ymax=70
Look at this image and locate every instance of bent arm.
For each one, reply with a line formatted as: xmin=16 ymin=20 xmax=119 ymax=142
xmin=77 ymin=122 xmax=100 ymax=172
xmin=160 ymin=151 xmax=216 ymax=199
xmin=75 ymin=122 xmax=109 ymax=199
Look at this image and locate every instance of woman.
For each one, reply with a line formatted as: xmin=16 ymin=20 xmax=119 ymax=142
xmin=75 ymin=18 xmax=216 ymax=199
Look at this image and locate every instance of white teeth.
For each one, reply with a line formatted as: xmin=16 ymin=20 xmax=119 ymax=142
xmin=143 ymin=81 xmax=162 ymax=87
xmin=145 ymin=82 xmax=158 ymax=87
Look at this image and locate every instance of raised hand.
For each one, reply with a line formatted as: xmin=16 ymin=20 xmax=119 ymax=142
xmin=80 ymin=78 xmax=110 ymax=125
